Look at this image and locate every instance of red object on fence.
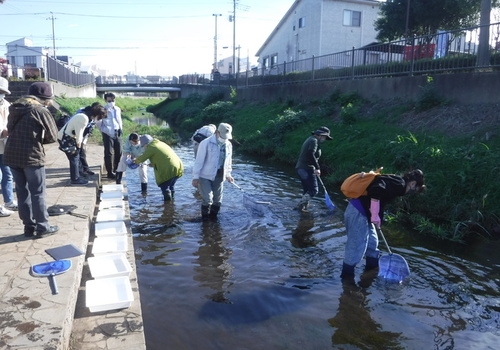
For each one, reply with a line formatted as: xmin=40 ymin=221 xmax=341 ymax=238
xmin=404 ymin=44 xmax=436 ymax=60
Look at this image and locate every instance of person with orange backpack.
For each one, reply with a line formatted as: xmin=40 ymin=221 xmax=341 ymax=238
xmin=340 ymin=169 xmax=426 ymax=280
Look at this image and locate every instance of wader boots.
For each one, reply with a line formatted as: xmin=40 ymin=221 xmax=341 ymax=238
xmin=365 ymin=256 xmax=379 ymax=270
xmin=163 ymin=190 xmax=172 ymax=201
xmin=141 ymin=183 xmax=147 ymax=193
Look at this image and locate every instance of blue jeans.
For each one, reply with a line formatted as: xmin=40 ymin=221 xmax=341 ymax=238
xmin=0 ymin=154 xmax=15 ymax=203
xmin=10 ymin=166 xmax=50 ymax=232
xmin=343 ymin=201 xmax=380 ymax=266
xmin=159 ymin=176 xmax=179 ymax=194
xmin=296 ymin=167 xmax=318 ymax=197
xmin=198 ymin=172 xmax=224 ymax=206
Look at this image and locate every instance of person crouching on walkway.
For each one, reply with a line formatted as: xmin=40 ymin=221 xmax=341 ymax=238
xmin=115 ymin=133 xmax=149 ymax=192
xmin=295 ymin=126 xmax=333 ymax=212
xmin=58 ymin=103 xmax=106 ymax=185
xmin=192 ymin=123 xmax=234 ymax=221
xmin=340 ymin=169 xmax=426 ymax=280
xmin=134 ymin=134 xmax=183 ymax=201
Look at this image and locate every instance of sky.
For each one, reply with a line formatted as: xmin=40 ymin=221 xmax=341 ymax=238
xmin=0 ymin=0 xmax=295 ymax=77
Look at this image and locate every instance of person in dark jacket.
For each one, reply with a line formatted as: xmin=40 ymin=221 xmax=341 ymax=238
xmin=4 ymin=82 xmax=60 ymax=238
xmin=295 ymin=126 xmax=333 ymax=212
xmin=340 ymin=169 xmax=426 ymax=279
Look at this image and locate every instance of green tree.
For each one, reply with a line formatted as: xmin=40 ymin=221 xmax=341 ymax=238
xmin=375 ymin=0 xmax=482 ymax=41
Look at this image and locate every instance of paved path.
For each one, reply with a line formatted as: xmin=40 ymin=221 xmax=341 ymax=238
xmin=0 ymin=142 xmax=146 ymax=350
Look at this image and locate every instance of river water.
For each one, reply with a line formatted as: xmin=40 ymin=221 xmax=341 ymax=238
xmin=126 ymin=145 xmax=499 ymax=350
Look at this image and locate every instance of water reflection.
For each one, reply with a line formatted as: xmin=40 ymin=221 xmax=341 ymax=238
xmin=329 ymin=273 xmax=403 ymax=349
xmin=193 ymin=221 xmax=232 ymax=303
xmin=128 ymin=145 xmax=500 ymax=350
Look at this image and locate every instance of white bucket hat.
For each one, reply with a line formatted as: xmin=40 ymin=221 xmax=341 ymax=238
xmin=0 ymin=77 xmax=11 ymax=94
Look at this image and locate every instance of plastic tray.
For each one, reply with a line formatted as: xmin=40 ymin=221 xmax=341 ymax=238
xmin=86 ymin=276 xmax=134 ymax=312
xmin=100 ymin=191 xmax=124 ymax=201
xmin=99 ymin=200 xmax=124 ymax=210
xmin=96 ymin=208 xmax=125 ymax=222
xmin=102 ymin=184 xmax=124 ymax=192
xmin=92 ymin=236 xmax=128 ymax=255
xmin=95 ymin=221 xmax=127 ymax=237
xmin=87 ymin=253 xmax=132 ymax=279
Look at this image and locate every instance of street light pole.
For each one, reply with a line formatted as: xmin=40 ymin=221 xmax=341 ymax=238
xmin=212 ymin=14 xmax=222 ymax=72
xmin=405 ymin=0 xmax=411 ymax=39
xmin=232 ymin=0 xmax=236 ymax=77
xmin=48 ymin=11 xmax=57 ymax=58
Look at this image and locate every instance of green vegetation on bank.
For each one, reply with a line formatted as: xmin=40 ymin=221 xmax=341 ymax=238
xmin=55 ymin=96 xmax=178 ymax=144
xmin=150 ymin=89 xmax=499 ymax=242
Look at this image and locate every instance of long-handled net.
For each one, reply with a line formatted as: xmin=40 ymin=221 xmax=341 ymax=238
xmin=376 ymin=227 xmax=410 ymax=283
xmin=232 ymin=182 xmax=271 ymax=217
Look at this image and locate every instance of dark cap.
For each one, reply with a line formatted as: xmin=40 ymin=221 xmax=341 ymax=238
xmin=312 ymin=126 xmax=333 ymax=140
xmin=28 ymin=82 xmax=54 ymax=100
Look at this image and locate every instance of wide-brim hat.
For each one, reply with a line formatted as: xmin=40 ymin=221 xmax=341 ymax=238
xmin=218 ymin=123 xmax=233 ymax=140
xmin=0 ymin=77 xmax=10 ymax=94
xmin=312 ymin=126 xmax=333 ymax=140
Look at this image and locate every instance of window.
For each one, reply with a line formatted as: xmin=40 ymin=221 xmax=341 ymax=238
xmin=343 ymin=10 xmax=361 ymax=27
xmin=299 ymin=17 xmax=306 ymax=28
xmin=263 ymin=57 xmax=269 ymax=69
xmin=9 ymin=56 xmax=16 ymax=65
xmin=24 ymin=56 xmax=37 ymax=67
xmin=271 ymin=54 xmax=278 ymax=67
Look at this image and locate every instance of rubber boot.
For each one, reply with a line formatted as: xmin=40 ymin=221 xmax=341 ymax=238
xmin=365 ymin=256 xmax=379 ymax=271
xmin=201 ymin=205 xmax=210 ymax=221
xmin=340 ymin=262 xmax=355 ymax=279
xmin=170 ymin=190 xmax=175 ymax=198
xmin=299 ymin=194 xmax=311 ymax=212
xmin=163 ymin=190 xmax=172 ymax=201
xmin=209 ymin=204 xmax=220 ymax=220
xmin=141 ymin=183 xmax=147 ymax=193
xmin=115 ymin=172 xmax=123 ymax=184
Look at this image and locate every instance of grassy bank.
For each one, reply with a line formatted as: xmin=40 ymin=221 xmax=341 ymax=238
xmin=150 ymin=90 xmax=500 ymax=242
xmin=55 ymin=96 xmax=179 ymax=144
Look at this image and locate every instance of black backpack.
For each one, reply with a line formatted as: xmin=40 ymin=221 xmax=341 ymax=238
xmin=56 ymin=114 xmax=71 ymax=130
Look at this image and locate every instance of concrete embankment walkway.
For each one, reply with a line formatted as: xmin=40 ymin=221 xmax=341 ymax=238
xmin=0 ymin=141 xmax=146 ymax=350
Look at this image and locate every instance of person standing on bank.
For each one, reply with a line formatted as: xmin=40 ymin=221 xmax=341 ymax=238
xmin=134 ymin=134 xmax=183 ymax=201
xmin=0 ymin=77 xmax=17 ymax=217
xmin=115 ymin=133 xmax=149 ymax=192
xmin=4 ymin=82 xmax=60 ymax=238
xmin=192 ymin=123 xmax=234 ymax=221
xmin=58 ymin=103 xmax=106 ymax=185
xmin=295 ymin=126 xmax=333 ymax=212
xmin=97 ymin=92 xmax=122 ymax=179
xmin=340 ymin=169 xmax=426 ymax=280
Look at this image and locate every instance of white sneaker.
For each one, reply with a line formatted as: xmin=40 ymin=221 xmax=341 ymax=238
xmin=5 ymin=201 xmax=18 ymax=211
xmin=0 ymin=206 xmax=13 ymax=217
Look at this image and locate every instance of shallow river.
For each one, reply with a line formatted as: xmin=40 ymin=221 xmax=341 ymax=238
xmin=126 ymin=145 xmax=499 ymax=350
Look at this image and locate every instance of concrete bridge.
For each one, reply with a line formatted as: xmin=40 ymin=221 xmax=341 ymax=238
xmin=96 ymin=83 xmax=182 ymax=97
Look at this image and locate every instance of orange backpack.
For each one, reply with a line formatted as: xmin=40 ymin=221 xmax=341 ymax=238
xmin=341 ymin=168 xmax=383 ymax=198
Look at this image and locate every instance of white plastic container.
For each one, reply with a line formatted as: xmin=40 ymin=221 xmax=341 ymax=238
xmin=102 ymin=184 xmax=124 ymax=192
xmin=86 ymin=276 xmax=134 ymax=312
xmin=87 ymin=253 xmax=132 ymax=279
xmin=100 ymin=191 xmax=124 ymax=201
xmin=96 ymin=208 xmax=125 ymax=222
xmin=92 ymin=236 xmax=128 ymax=255
xmin=99 ymin=200 xmax=124 ymax=210
xmin=95 ymin=221 xmax=127 ymax=237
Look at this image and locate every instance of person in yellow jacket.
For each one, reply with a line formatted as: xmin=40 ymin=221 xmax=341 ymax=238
xmin=135 ymin=134 xmax=183 ymax=201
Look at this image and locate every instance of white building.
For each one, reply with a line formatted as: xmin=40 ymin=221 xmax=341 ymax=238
xmin=256 ymin=0 xmax=382 ymax=71
xmin=4 ymin=38 xmax=53 ymax=79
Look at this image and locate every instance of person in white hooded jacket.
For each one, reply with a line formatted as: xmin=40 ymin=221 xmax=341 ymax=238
xmin=192 ymin=123 xmax=234 ymax=220
xmin=97 ymin=92 xmax=123 ymax=179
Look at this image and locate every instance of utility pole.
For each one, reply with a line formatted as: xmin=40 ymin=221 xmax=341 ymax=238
xmin=47 ymin=12 xmax=57 ymax=59
xmin=232 ymin=0 xmax=237 ymax=77
xmin=212 ymin=14 xmax=222 ymax=72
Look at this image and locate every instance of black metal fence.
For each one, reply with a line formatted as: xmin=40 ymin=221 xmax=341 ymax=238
xmin=46 ymin=55 xmax=95 ymax=87
xmin=183 ymin=22 xmax=500 ymax=87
